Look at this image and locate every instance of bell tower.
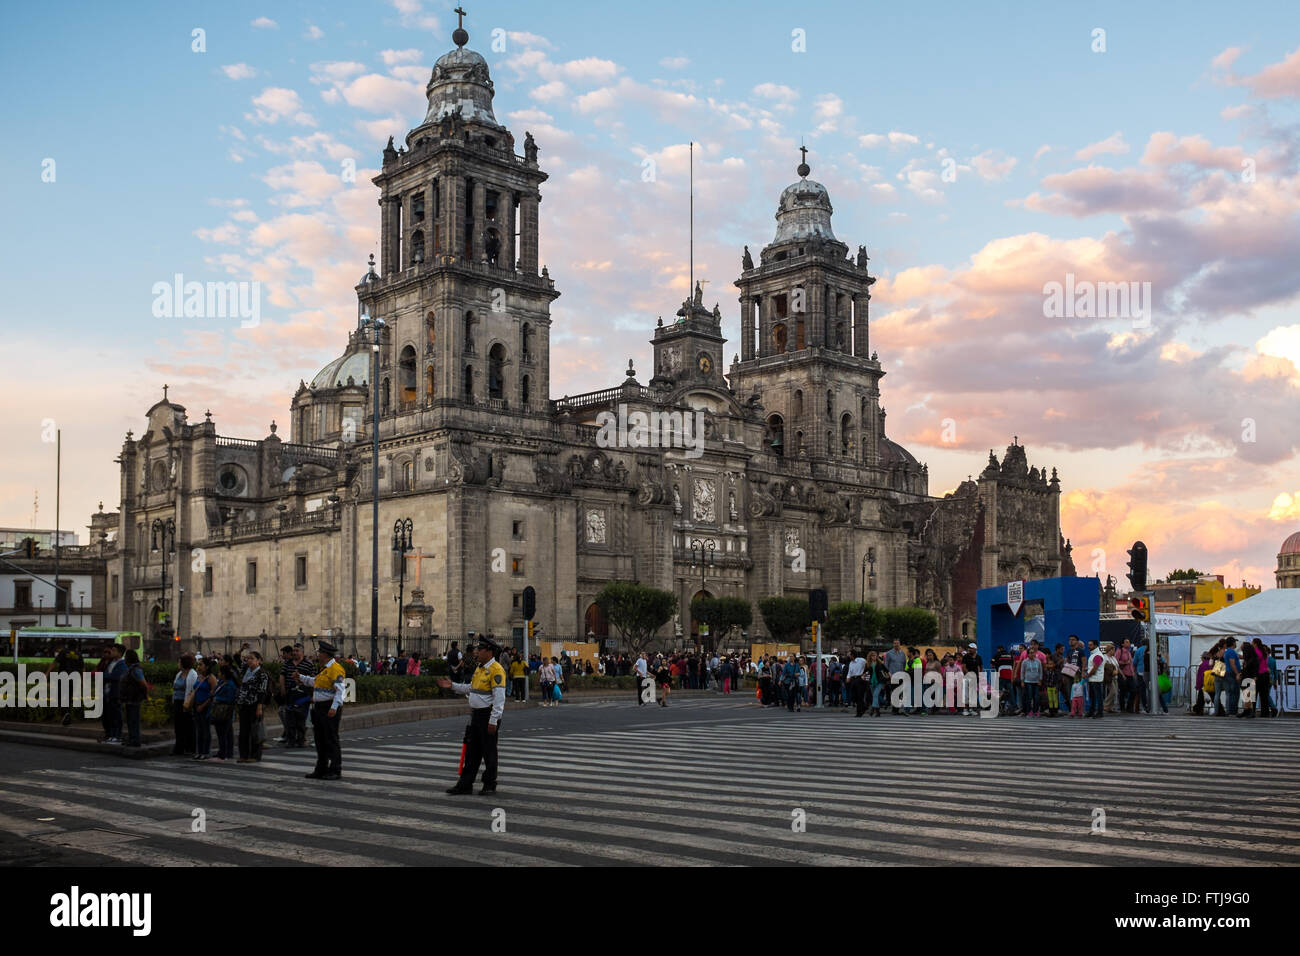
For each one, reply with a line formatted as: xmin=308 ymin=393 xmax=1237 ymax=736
xmin=358 ymin=10 xmax=559 ymax=421
xmin=650 ymin=281 xmax=726 ymax=390
xmin=729 ymin=150 xmax=883 ymax=464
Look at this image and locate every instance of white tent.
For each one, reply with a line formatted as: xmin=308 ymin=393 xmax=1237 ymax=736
xmin=1190 ymin=589 xmax=1300 ymax=713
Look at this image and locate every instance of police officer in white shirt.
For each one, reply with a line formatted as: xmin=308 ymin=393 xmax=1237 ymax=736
xmin=634 ymin=653 xmax=649 ymax=706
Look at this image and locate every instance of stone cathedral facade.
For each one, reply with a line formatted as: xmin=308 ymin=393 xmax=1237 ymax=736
xmin=104 ymin=26 xmax=1071 ymax=654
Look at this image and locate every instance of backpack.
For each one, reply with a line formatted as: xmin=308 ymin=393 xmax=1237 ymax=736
xmin=119 ymin=664 xmax=148 ymax=703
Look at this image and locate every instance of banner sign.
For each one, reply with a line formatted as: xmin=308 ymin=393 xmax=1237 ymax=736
xmin=1007 ymin=580 xmax=1025 ymax=617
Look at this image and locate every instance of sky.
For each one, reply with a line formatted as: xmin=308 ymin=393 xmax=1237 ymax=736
xmin=1 ymin=0 xmax=1299 ymax=591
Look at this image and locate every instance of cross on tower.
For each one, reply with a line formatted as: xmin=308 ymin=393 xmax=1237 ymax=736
xmin=799 ymin=145 xmax=808 ymax=166
xmin=162 ymin=384 xmax=169 ymax=401
xmin=454 ymin=6 xmax=467 ymax=28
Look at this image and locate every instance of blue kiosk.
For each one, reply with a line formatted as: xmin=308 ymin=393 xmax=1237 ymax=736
xmin=976 ymin=576 xmax=1100 ymax=663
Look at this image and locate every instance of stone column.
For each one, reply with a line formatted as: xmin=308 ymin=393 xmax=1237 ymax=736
xmin=447 ymin=177 xmax=465 ymax=258
xmin=740 ymin=295 xmax=753 ymax=360
xmin=519 ymin=192 xmax=540 ymax=274
xmin=853 ymin=292 xmax=870 ymax=357
xmin=381 ymin=197 xmax=399 ymax=276
xmin=502 ymin=193 xmax=517 ymax=272
xmin=472 ymin=181 xmax=486 ymax=263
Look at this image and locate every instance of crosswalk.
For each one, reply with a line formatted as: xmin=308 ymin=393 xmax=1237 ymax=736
xmin=1 ymin=706 xmax=1298 ymax=866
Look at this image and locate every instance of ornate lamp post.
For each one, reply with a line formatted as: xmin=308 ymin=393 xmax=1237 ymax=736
xmin=859 ymin=547 xmax=876 ymax=649
xmin=393 ymin=518 xmax=413 ymax=650
xmin=689 ymin=537 xmax=716 ymax=648
xmin=359 ymin=311 xmax=387 ymax=669
xmin=151 ymin=516 xmax=176 ymax=640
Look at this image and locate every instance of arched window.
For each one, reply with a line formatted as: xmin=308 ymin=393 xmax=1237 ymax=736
xmin=488 ymin=343 xmax=506 ymax=399
xmin=766 ymin=414 xmax=784 ymax=457
xmin=521 ymin=374 xmax=531 ymax=407
xmin=399 ymin=345 xmax=417 ymax=405
xmin=426 ymin=312 xmax=436 ymax=349
xmin=463 ymin=365 xmax=473 ymax=401
xmin=381 ymin=378 xmax=390 ymax=414
xmin=795 ymin=316 xmax=806 ymax=350
xmin=793 ymin=389 xmax=803 ymax=418
xmin=410 ymin=230 xmax=425 ymax=265
xmin=402 ymin=459 xmax=414 ymax=490
xmin=426 ymin=364 xmax=435 ymax=401
xmin=464 ymin=311 xmax=475 ymax=353
xmin=826 ymin=390 xmax=834 ymax=419
xmin=521 ymin=322 xmax=532 ymax=362
xmin=772 ymin=323 xmax=787 ymax=353
xmin=836 ymin=321 xmax=846 ymax=350
xmin=841 ymin=413 xmax=854 ymax=455
xmin=485 ymin=227 xmax=500 ymax=265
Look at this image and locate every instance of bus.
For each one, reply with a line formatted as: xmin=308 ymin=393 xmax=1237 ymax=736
xmin=8 ymin=626 xmax=144 ymax=664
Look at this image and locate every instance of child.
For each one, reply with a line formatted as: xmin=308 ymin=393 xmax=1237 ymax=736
xmin=1069 ymin=677 xmax=1085 ymax=718
xmin=1043 ymin=656 xmax=1061 ymax=717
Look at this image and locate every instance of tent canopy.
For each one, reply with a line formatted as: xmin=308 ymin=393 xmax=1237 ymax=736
xmin=1188 ymin=589 xmax=1300 ymax=637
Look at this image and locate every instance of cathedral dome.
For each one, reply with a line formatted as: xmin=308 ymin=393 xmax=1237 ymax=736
xmin=1281 ymin=530 xmax=1300 ymax=555
xmin=310 ymin=351 xmax=369 ymax=389
xmin=772 ymin=170 xmax=837 ymax=244
xmin=879 ymin=436 xmax=918 ymax=467
xmin=421 ymin=41 xmax=500 ymax=128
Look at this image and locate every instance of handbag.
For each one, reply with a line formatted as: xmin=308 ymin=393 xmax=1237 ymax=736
xmin=1212 ymin=661 xmax=1227 ymax=677
xmin=211 ymin=701 xmax=234 ymax=721
xmin=552 ymin=682 xmax=563 ymax=701
xmin=1061 ymin=663 xmax=1079 ymax=678
xmin=252 ymin=719 xmax=266 ymax=744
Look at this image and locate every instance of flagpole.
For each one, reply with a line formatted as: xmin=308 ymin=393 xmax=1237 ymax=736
xmin=689 ymin=141 xmax=694 ymax=299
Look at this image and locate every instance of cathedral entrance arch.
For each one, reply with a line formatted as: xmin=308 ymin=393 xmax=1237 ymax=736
xmin=584 ymin=602 xmax=608 ymax=641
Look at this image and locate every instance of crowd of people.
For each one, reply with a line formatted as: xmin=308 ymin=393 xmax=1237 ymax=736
xmin=1191 ymin=636 xmax=1277 ymax=718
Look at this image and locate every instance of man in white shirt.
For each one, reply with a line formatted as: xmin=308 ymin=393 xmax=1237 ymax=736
xmin=634 ymin=653 xmax=649 ymax=706
xmin=1085 ymin=639 xmax=1106 ymax=719
xmin=847 ymin=651 xmax=868 ymax=716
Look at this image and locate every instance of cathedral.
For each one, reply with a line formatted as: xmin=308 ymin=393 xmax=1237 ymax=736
xmin=103 ymin=23 xmax=1071 ymax=655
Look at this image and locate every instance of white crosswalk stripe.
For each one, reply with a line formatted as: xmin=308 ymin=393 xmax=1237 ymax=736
xmin=0 ymin=708 xmax=1296 ymax=866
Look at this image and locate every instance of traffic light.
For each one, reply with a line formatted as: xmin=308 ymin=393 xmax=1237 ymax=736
xmin=1130 ymin=596 xmax=1150 ymax=623
xmin=523 ymin=585 xmax=536 ymax=621
xmin=809 ymin=588 xmax=828 ymax=621
xmin=526 ymin=620 xmax=535 ymax=641
xmin=1126 ymin=540 xmax=1148 ymax=592
xmin=22 ymin=538 xmax=35 ymax=559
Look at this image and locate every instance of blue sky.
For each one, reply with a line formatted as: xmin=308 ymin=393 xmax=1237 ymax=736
xmin=2 ymin=0 xmax=1299 ymax=587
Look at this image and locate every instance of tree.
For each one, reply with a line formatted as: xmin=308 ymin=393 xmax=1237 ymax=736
xmin=824 ymin=601 xmax=880 ymax=649
xmin=758 ymin=596 xmax=808 ymax=643
xmin=879 ymin=606 xmax=938 ymax=647
xmin=594 ymin=581 xmax=677 ymax=654
xmin=1165 ymin=568 xmax=1203 ymax=582
xmin=690 ymin=596 xmax=753 ymax=651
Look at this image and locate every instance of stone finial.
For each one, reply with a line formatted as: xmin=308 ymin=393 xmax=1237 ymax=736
xmin=626 ymin=358 xmax=636 ymax=379
xmin=269 ymin=420 xmax=278 ymax=435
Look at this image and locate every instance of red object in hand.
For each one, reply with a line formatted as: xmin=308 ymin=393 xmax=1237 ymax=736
xmin=458 ymin=743 xmax=466 ymax=775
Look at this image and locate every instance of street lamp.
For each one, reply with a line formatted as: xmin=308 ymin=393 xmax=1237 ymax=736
xmin=689 ymin=537 xmax=716 ymax=648
xmin=393 ymin=518 xmax=413 ymax=650
xmin=79 ymin=590 xmax=85 ymax=628
xmin=151 ymin=516 xmax=176 ymax=642
xmin=359 ymin=310 xmax=387 ymax=669
xmin=860 ymin=547 xmax=876 ymax=649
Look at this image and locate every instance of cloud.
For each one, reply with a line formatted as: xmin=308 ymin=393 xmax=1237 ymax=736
xmin=250 ymin=17 xmax=278 ymax=30
xmin=970 ymin=149 xmax=1017 ymax=181
xmin=753 ymin=83 xmax=798 ymax=105
xmin=310 ymin=61 xmax=367 ymax=84
xmin=812 ymin=93 xmax=843 ymax=133
xmin=380 ymin=48 xmax=423 ymax=66
xmin=531 ymin=81 xmax=570 ymax=103
xmin=1218 ymin=45 xmax=1300 ymax=99
xmin=390 ymin=0 xmax=438 ymax=31
xmin=859 ymin=131 xmax=919 ymax=149
xmin=249 ymin=87 xmax=316 ymax=126
xmin=222 ymin=63 xmax=257 ymax=80
xmin=304 ymin=25 xmax=324 ymax=40
xmin=660 ymin=56 xmax=689 ymax=70
xmin=1076 ymin=131 xmax=1129 ymax=161
xmin=1211 ymin=46 xmax=1245 ymax=71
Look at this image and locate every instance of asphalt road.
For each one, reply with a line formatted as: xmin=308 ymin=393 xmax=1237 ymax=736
xmin=1 ymin=695 xmax=1297 ymax=866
